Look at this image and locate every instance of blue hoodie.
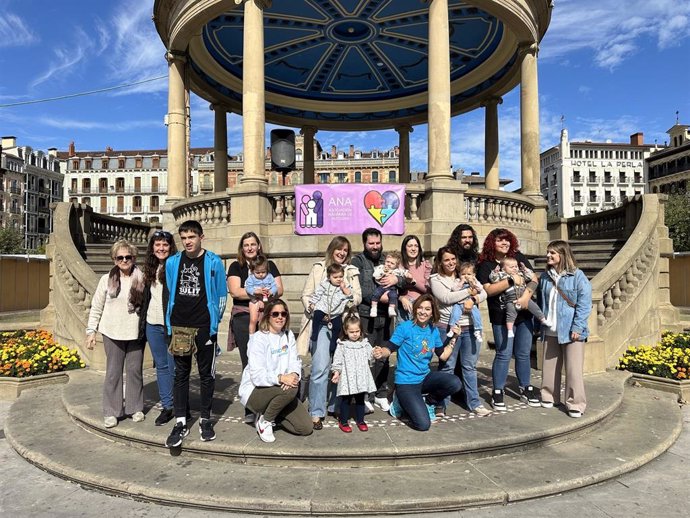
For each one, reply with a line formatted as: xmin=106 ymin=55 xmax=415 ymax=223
xmin=165 ymin=250 xmax=227 ymax=336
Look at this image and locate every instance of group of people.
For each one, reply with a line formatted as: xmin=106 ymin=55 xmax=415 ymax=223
xmin=86 ymin=220 xmax=592 ymax=448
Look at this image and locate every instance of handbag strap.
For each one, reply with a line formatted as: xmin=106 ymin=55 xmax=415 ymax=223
xmin=546 ymin=275 xmax=576 ymax=308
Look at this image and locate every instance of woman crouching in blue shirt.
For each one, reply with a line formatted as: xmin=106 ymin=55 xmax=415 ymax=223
xmin=373 ymin=294 xmax=461 ymax=431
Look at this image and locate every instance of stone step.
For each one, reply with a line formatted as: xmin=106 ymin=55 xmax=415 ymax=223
xmin=6 ymin=375 xmax=681 ymax=515
xmin=61 ymin=369 xmax=629 ymax=466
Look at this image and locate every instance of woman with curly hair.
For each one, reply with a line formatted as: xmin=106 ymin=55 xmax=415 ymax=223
xmin=476 ymin=228 xmax=540 ymax=411
xmin=140 ymin=230 xmax=178 ymax=426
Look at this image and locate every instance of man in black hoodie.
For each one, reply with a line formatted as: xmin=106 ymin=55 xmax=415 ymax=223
xmin=351 ymin=227 xmax=404 ymax=412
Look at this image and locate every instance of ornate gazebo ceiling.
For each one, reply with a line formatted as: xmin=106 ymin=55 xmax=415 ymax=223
xmin=185 ymin=0 xmax=525 ymax=130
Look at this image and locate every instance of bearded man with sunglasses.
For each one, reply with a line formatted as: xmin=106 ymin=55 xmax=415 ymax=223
xmin=164 ymin=220 xmax=227 ymax=448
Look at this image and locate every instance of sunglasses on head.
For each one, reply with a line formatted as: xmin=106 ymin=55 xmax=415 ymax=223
xmin=116 ymin=255 xmax=133 ymax=261
xmin=152 ymin=230 xmax=172 ymax=239
xmin=270 ymin=311 xmax=288 ymax=318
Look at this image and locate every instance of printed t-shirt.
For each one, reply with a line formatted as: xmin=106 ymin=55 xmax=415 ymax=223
xmin=388 ymin=320 xmax=443 ymax=385
xmin=171 ymin=252 xmax=210 ymax=328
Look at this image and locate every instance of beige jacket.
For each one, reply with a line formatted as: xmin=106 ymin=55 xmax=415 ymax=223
xmin=296 ymin=261 xmax=361 ymax=356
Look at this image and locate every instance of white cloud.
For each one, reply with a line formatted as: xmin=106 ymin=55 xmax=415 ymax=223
xmin=108 ymin=0 xmax=167 ymax=95
xmin=38 ymin=116 xmax=160 ymax=131
xmin=0 ymin=13 xmax=38 ymax=48
xmin=542 ymin=0 xmax=690 ymax=69
xmin=29 ymin=26 xmax=105 ymax=89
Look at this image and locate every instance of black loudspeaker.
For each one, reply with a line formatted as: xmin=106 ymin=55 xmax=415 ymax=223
xmin=270 ymin=129 xmax=296 ymax=172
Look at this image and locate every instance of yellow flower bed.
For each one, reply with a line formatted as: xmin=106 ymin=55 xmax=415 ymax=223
xmin=0 ymin=330 xmax=85 ymax=378
xmin=617 ymin=331 xmax=690 ymax=381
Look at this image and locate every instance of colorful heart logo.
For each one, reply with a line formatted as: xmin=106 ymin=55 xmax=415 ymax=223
xmin=363 ymin=190 xmax=400 ymax=226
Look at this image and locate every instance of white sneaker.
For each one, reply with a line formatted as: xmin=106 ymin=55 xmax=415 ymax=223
xmin=255 ymin=414 xmax=276 ymax=442
xmin=364 ymin=400 xmax=375 ymax=414
xmin=387 ymin=305 xmax=397 ymax=317
xmin=374 ymin=396 xmax=390 ymax=412
xmin=472 ymin=405 xmax=491 ymax=416
xmin=369 ymin=306 xmax=378 ymax=318
xmin=568 ymin=410 xmax=583 ymax=418
xmin=132 ymin=411 xmax=145 ymax=422
xmin=104 ymin=416 xmax=118 ymax=428
xmin=541 ymin=401 xmax=554 ymax=409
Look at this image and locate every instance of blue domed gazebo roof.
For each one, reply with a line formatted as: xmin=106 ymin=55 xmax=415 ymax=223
xmin=173 ymin=0 xmax=538 ymax=130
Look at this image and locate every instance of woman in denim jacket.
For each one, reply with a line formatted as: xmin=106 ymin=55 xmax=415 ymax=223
xmin=537 ymin=240 xmax=592 ymax=418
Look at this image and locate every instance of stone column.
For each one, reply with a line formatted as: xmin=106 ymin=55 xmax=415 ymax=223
xmin=520 ymin=43 xmax=541 ymax=196
xmin=395 ymin=124 xmax=413 ymax=184
xmin=166 ymin=51 xmax=187 ymax=200
xmin=300 ymin=125 xmax=317 ymax=184
xmin=212 ymin=104 xmax=228 ymax=192
xmin=483 ymin=96 xmax=502 ymax=190
xmin=241 ymin=0 xmax=267 ymax=185
xmin=426 ymin=0 xmax=452 ymax=180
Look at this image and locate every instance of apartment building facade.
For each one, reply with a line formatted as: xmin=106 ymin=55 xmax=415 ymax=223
xmin=648 ymin=122 xmax=690 ymax=194
xmin=1 ymin=136 xmax=63 ymax=250
xmin=540 ymin=129 xmax=654 ymax=218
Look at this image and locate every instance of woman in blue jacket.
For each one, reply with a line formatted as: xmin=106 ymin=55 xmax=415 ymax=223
xmin=538 ymin=240 xmax=592 ymax=418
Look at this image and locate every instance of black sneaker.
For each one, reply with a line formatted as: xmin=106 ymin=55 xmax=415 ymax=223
xmin=166 ymin=422 xmax=189 ymax=448
xmin=155 ymin=408 xmax=175 ymax=426
xmin=520 ymin=385 xmax=541 ymax=407
xmin=491 ymin=389 xmax=506 ymax=411
xmin=199 ymin=419 xmax=216 ymax=442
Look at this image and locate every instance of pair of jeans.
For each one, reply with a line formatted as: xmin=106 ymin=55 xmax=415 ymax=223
xmin=395 ymin=371 xmax=462 ymax=431
xmin=308 ymin=325 xmax=337 ymax=418
xmin=146 ymin=323 xmax=175 ymax=409
xmin=438 ymin=327 xmax=482 ymax=411
xmin=491 ymin=318 xmax=534 ymax=390
xmin=173 ymin=328 xmax=217 ymax=420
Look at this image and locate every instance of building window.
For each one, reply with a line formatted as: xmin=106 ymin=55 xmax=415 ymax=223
xmin=388 ymin=171 xmax=396 ymax=183
xmin=336 ymin=173 xmax=347 ymax=183
xmin=135 ymin=157 xmax=142 ymax=168
xmin=116 ymin=177 xmax=125 ymax=193
xmin=151 ymin=196 xmax=160 ymax=211
xmin=354 ymin=171 xmax=361 ymax=183
xmin=102 ymin=158 xmax=109 ymax=169
xmin=85 ymin=159 xmax=92 ymax=169
xmin=604 ymin=171 xmax=611 ymax=183
xmin=319 ymin=173 xmax=329 ymax=184
xmin=589 ymin=190 xmax=596 ymax=202
xmin=604 ymin=190 xmax=612 ymax=202
xmin=588 ymin=171 xmax=596 ymax=183
xmin=133 ymin=196 xmax=142 ymax=212
xmin=116 ymin=196 xmax=124 ymax=213
xmin=372 ymin=171 xmax=379 ymax=183
xmin=152 ymin=156 xmax=160 ymax=168
xmin=118 ymin=158 xmax=125 ymax=169
xmin=573 ymin=170 xmax=581 ymax=182
xmin=72 ymin=159 xmax=79 ymax=170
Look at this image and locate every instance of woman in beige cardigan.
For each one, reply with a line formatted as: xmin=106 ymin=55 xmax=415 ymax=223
xmin=297 ymin=236 xmax=361 ymax=430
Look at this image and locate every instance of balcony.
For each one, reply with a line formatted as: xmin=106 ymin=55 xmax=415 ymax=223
xmin=571 ymin=176 xmax=583 ymax=185
xmin=10 ymin=186 xmax=21 ymax=194
xmin=38 ymin=206 xmax=51 ymax=214
xmin=10 ymin=206 xmax=21 ymax=214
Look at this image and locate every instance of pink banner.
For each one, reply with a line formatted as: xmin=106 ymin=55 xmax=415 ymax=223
xmin=294 ymin=184 xmax=406 ymax=235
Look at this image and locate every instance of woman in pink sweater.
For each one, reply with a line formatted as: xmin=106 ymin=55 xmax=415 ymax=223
xmin=398 ymin=235 xmax=432 ymax=321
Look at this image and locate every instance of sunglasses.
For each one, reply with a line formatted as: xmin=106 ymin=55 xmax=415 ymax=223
xmin=152 ymin=230 xmax=173 ymax=239
xmin=270 ymin=311 xmax=288 ymax=318
xmin=116 ymin=255 xmax=133 ymax=261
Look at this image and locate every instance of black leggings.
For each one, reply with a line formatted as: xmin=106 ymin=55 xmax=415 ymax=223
xmin=339 ymin=392 xmax=366 ymax=425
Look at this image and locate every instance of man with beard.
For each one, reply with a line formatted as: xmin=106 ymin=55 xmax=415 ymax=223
xmin=447 ymin=224 xmax=480 ymax=264
xmin=351 ymin=227 xmax=404 ymax=412
xmin=446 ymin=224 xmax=481 ymax=386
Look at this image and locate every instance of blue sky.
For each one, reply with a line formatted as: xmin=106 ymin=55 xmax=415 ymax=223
xmin=1 ymin=0 xmax=688 ymax=188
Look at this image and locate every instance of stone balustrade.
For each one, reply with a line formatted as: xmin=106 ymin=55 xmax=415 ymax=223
xmin=42 ymin=202 xmax=161 ymax=370
xmin=171 ymin=191 xmax=231 ymax=227
xmin=464 ymin=188 xmax=535 ymax=227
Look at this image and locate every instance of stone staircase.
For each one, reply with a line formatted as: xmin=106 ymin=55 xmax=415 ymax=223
xmin=81 ymin=243 xmax=120 ymax=275
xmin=532 ymin=238 xmax=626 ymax=280
xmin=5 ymin=355 xmax=683 ymax=515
